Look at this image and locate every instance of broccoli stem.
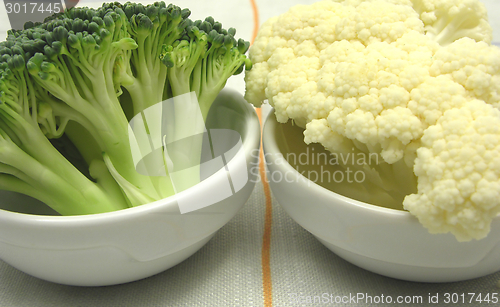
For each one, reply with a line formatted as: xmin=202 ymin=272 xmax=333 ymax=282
xmin=29 ymin=42 xmax=165 ymax=201
xmin=123 ymin=72 xmax=167 ymax=116
xmin=126 ymin=33 xmax=168 ymax=113
xmin=1 ymin=61 xmax=137 ymax=214
xmin=0 ymin=133 xmax=127 ymax=215
xmin=162 ymin=93 xmax=206 ymax=193
xmin=0 ymin=173 xmax=52 ymax=205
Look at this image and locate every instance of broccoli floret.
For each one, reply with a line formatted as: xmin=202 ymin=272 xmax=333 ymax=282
xmin=118 ymin=2 xmax=192 ymax=114
xmin=161 ymin=18 xmax=252 ymax=120
xmin=0 ymin=1 xmax=251 ymax=215
xmin=154 ymin=18 xmax=251 ymax=192
xmin=24 ymin=7 xmax=164 ymax=206
xmin=0 ymin=39 xmax=127 ymax=215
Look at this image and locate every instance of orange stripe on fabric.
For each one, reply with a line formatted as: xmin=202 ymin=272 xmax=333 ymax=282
xmin=249 ymin=1 xmax=272 ymax=306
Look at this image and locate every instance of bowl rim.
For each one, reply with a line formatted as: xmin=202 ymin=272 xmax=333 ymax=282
xmin=0 ymin=89 xmax=261 ymax=224
xmin=262 ymin=109 xmax=500 ymax=221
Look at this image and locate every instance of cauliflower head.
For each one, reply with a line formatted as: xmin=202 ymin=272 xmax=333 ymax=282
xmin=245 ymin=0 xmax=500 ymax=241
xmin=404 ymin=101 xmax=500 ymax=241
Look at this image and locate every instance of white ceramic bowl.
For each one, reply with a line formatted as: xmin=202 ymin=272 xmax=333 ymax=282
xmin=0 ymin=89 xmax=260 ymax=286
xmin=263 ymin=111 xmax=500 ymax=283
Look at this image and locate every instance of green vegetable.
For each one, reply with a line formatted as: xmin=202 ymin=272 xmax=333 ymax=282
xmin=0 ymin=1 xmax=251 ymax=215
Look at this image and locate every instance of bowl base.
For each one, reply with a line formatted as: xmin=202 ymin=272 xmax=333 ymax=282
xmin=2 ymin=233 xmax=215 ymax=287
xmin=315 ymin=236 xmax=500 ymax=283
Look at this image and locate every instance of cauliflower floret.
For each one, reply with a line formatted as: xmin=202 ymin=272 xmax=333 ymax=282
xmin=244 ymin=62 xmax=268 ymax=107
xmin=316 ymin=37 xmax=436 ymax=163
xmin=266 ymin=54 xmax=321 ymax=126
xmin=411 ymin=0 xmax=492 ymax=45
xmin=334 ymin=0 xmax=423 ymax=44
xmin=430 ymin=38 xmax=500 ymax=108
xmin=244 ymin=0 xmax=423 ymax=108
xmin=408 ymin=75 xmax=469 ymax=126
xmin=403 ymin=101 xmax=500 ymax=241
xmin=244 ymin=1 xmax=352 ymax=108
xmin=245 ymin=0 xmax=500 ymax=241
xmin=304 ymin=118 xmax=347 ymax=153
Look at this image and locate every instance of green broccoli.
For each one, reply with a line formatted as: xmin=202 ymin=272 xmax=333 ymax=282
xmin=0 ymin=32 xmax=127 ymax=215
xmin=156 ymin=17 xmax=251 ymax=192
xmin=160 ymin=18 xmax=251 ymax=119
xmin=0 ymin=1 xmax=252 ymax=215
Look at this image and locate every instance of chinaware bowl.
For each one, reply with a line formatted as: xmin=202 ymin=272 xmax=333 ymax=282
xmin=0 ymin=89 xmax=260 ymax=286
xmin=262 ymin=110 xmax=500 ymax=283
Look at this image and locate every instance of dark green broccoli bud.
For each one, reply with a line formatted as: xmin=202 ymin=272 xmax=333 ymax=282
xmin=103 ymin=14 xmax=115 ymax=29
xmin=92 ymin=16 xmax=104 ymax=27
xmin=146 ymin=4 xmax=159 ymax=18
xmin=204 ymin=16 xmax=215 ymax=25
xmin=7 ymin=54 xmax=25 ymax=71
xmin=178 ymin=19 xmax=192 ymax=32
xmin=60 ymin=19 xmax=72 ymax=31
xmin=208 ymin=30 xmax=224 ymax=48
xmin=87 ymin=22 xmax=101 ymax=34
xmin=237 ymin=38 xmax=250 ymax=54
xmin=53 ymin=26 xmax=69 ymax=43
xmin=72 ymin=19 xmax=85 ymax=33
xmin=83 ymin=35 xmax=97 ymax=50
xmin=1 ymin=55 xmax=11 ymax=64
xmin=99 ymin=28 xmax=111 ymax=41
xmin=50 ymin=41 xmax=63 ymax=54
xmin=213 ymin=22 xmax=222 ymax=33
xmin=26 ymin=52 xmax=43 ymax=73
xmin=24 ymin=21 xmax=36 ymax=30
xmin=199 ymin=21 xmax=213 ymax=34
xmin=67 ymin=33 xmax=80 ymax=49
xmin=100 ymin=1 xmax=121 ymax=12
xmin=193 ymin=20 xmax=202 ymax=28
xmin=180 ymin=8 xmax=191 ymax=19
xmin=130 ymin=13 xmax=154 ymax=36
xmin=223 ymin=35 xmax=234 ymax=48
xmin=40 ymin=61 xmax=56 ymax=73
xmin=0 ymin=48 xmax=11 ymax=56
xmin=160 ymin=45 xmax=175 ymax=68
xmin=92 ymin=33 xmax=102 ymax=46
xmin=133 ymin=3 xmax=147 ymax=16
xmin=43 ymin=45 xmax=59 ymax=60
xmin=40 ymin=31 xmax=52 ymax=45
xmin=11 ymin=45 xmax=24 ymax=56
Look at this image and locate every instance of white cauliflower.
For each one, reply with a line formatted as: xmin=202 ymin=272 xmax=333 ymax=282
xmin=245 ymin=0 xmax=500 ymax=241
xmin=411 ymin=0 xmax=493 ymax=45
xmin=404 ymin=102 xmax=500 ymax=241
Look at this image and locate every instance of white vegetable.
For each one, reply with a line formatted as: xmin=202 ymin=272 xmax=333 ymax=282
xmin=245 ymin=0 xmax=500 ymax=241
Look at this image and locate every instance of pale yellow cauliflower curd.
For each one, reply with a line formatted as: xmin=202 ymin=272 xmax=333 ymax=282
xmin=245 ymin=0 xmax=500 ymax=241
xmin=405 ymin=102 xmax=500 ymax=241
